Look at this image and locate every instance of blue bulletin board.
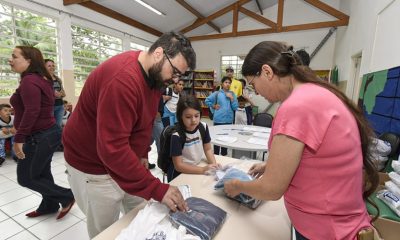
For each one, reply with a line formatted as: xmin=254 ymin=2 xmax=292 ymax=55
xmin=359 ymin=66 xmax=400 ymax=135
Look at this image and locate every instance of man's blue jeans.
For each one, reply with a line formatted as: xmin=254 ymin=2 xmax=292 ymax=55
xmin=17 ymin=124 xmax=73 ymax=213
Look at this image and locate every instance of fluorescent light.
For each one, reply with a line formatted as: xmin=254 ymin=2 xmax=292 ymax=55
xmin=135 ymin=0 xmax=165 ymax=16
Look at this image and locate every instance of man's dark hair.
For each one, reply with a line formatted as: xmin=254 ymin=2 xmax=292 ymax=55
xmin=149 ymin=32 xmax=196 ymax=71
xmin=295 ymin=49 xmax=310 ymax=66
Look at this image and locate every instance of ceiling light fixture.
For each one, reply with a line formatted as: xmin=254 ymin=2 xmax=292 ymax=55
xmin=134 ymin=0 xmax=165 ymax=16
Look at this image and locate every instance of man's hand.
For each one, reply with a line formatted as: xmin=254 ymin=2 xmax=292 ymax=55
xmin=161 ymin=185 xmax=188 ymax=212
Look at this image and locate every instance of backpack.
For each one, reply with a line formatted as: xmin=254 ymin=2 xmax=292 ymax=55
xmin=157 ymin=123 xmax=207 ymax=174
xmin=208 ymin=92 xmax=219 ymax=121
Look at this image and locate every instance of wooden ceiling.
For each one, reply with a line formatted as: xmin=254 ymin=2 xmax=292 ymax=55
xmin=63 ymin=0 xmax=349 ymax=41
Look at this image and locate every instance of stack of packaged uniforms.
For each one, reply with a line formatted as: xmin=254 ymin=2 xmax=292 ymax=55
xmin=214 ymin=167 xmax=263 ymax=209
xmin=376 ymin=160 xmax=400 ymax=217
xmin=370 ymin=138 xmax=392 ymax=171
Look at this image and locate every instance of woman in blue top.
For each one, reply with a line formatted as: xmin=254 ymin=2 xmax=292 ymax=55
xmin=205 ymin=76 xmax=238 ymax=155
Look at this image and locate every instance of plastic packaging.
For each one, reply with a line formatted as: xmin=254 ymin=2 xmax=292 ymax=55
xmin=392 ymin=160 xmax=400 ymax=175
xmin=376 ymin=189 xmax=400 ymax=217
xmin=214 ymin=168 xmax=263 ymax=209
xmin=169 ymin=197 xmax=227 ymax=240
xmin=388 ymin=171 xmax=400 ymax=186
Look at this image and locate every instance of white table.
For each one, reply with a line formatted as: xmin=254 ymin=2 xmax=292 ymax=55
xmin=93 ymin=156 xmax=291 ymax=240
xmin=209 ymin=124 xmax=270 ymax=159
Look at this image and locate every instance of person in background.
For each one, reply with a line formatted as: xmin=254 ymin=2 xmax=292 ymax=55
xmin=295 ymin=49 xmax=310 ymax=66
xmin=62 ymin=100 xmax=71 ymax=128
xmin=9 ymin=46 xmax=75 ymax=220
xmin=225 ymin=66 xmax=242 ymax=97
xmin=224 ymin=41 xmax=378 ymax=239
xmin=205 ymin=76 xmax=238 ymax=156
xmin=45 ymin=59 xmax=66 ymax=127
xmin=168 ymin=95 xmax=219 ymax=181
xmin=0 ymin=103 xmax=17 ymax=165
xmin=163 ymin=79 xmax=184 ymax=126
xmin=63 ymin=32 xmax=196 ymax=238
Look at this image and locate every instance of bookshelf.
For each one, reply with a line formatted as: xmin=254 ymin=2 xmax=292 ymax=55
xmin=193 ymin=70 xmax=215 ymax=116
xmin=181 ymin=71 xmax=194 ymax=95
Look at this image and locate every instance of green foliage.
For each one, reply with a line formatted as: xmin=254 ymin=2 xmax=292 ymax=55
xmin=0 ymin=2 xmax=58 ymax=97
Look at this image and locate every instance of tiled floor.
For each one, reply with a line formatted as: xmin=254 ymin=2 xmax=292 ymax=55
xmin=0 ymin=146 xmax=164 ymax=240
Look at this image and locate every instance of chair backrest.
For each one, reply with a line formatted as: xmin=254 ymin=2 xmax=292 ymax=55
xmin=253 ymin=113 xmax=273 ymax=128
xmin=378 ymin=132 xmax=400 ymax=158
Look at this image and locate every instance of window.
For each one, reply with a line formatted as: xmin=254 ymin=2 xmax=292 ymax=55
xmin=220 ymin=55 xmax=245 ymax=79
xmin=72 ymin=25 xmax=122 ymax=95
xmin=0 ymin=2 xmax=59 ymax=97
xmin=130 ymin=42 xmax=149 ymax=51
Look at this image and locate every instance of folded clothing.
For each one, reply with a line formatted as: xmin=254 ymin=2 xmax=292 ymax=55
xmin=170 ymin=197 xmax=227 ymax=240
xmin=214 ymin=168 xmax=262 ymax=209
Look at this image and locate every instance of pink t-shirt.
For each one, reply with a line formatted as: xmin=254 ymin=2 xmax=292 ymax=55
xmin=269 ymin=83 xmax=371 ymax=239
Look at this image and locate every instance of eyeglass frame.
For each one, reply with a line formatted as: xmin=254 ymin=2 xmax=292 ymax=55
xmin=247 ymin=71 xmax=260 ymax=86
xmin=163 ymin=51 xmax=183 ymax=80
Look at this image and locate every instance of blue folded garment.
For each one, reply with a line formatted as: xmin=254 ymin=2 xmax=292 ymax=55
xmin=214 ymin=168 xmax=262 ymax=208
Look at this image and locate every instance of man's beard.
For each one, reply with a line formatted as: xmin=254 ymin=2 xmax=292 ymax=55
xmin=148 ymin=58 xmax=172 ymax=89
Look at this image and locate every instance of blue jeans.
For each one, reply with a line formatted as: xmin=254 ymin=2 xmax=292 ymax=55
xmin=152 ymin=117 xmax=164 ymax=153
xmin=0 ymin=136 xmax=15 ymax=158
xmin=163 ymin=107 xmax=177 ymax=126
xmin=53 ymin=105 xmax=64 ymax=127
xmin=17 ymin=124 xmax=73 ymax=213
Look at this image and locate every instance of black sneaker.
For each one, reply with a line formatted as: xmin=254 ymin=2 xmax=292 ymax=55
xmin=148 ymin=163 xmax=156 ymax=169
xmin=0 ymin=157 xmax=5 ymax=166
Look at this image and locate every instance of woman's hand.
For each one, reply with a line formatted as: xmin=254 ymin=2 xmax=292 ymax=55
xmin=13 ymin=142 xmax=25 ymax=160
xmin=224 ymin=179 xmax=241 ymax=198
xmin=202 ymin=163 xmax=222 ymax=174
xmin=248 ymin=162 xmax=266 ymax=178
xmin=54 ymin=90 xmax=62 ymax=98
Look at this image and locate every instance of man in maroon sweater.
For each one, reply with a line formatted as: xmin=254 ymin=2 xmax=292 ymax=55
xmin=63 ymin=32 xmax=196 ymax=238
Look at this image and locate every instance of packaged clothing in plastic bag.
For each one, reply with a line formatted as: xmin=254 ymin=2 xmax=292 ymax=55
xmin=116 ymin=201 xmax=200 ymax=240
xmin=169 ymin=197 xmax=227 ymax=240
xmin=376 ymin=189 xmax=400 ymax=217
xmin=370 ymin=138 xmax=392 ymax=156
xmin=393 ymin=160 xmax=400 ymax=175
xmin=214 ymin=168 xmax=262 ymax=209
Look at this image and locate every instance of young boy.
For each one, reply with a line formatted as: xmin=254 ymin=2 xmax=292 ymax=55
xmin=163 ymin=79 xmax=185 ymax=126
xmin=0 ymin=104 xmax=16 ymax=165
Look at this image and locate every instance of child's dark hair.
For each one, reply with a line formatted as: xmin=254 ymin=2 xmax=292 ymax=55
xmin=0 ymin=104 xmax=11 ymax=110
xmin=176 ymin=95 xmax=202 ymax=132
xmin=237 ymin=96 xmax=246 ymax=102
xmin=221 ymin=76 xmax=232 ymax=84
xmin=238 ymin=78 xmax=246 ymax=87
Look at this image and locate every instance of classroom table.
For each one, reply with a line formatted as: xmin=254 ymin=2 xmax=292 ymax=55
xmin=209 ymin=124 xmax=271 ymax=159
xmin=93 ymin=155 xmax=291 ymax=240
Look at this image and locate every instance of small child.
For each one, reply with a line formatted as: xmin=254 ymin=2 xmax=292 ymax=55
xmin=163 ymin=79 xmax=185 ymax=126
xmin=0 ymin=104 xmax=16 ymax=165
xmin=235 ymin=96 xmax=252 ymax=125
xmin=62 ymin=100 xmax=71 ymax=127
xmin=168 ymin=95 xmax=220 ymax=182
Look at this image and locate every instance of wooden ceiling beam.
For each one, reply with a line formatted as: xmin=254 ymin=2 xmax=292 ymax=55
xmin=189 ymin=18 xmax=347 ymax=41
xmin=180 ymin=0 xmax=251 ymax=34
xmin=63 ymin=0 xmax=91 ymax=5
xmin=78 ymin=1 xmax=162 ymax=37
xmin=304 ymin=0 xmax=349 ymax=21
xmin=232 ymin=3 xmax=239 ymax=36
xmin=238 ymin=7 xmax=276 ymax=28
xmin=281 ymin=19 xmax=348 ymax=32
xmin=175 ymin=0 xmax=221 ymax=33
xmin=277 ymin=0 xmax=284 ymax=32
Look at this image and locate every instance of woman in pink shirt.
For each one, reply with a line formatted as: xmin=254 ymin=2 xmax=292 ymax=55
xmin=224 ymin=41 xmax=378 ymax=239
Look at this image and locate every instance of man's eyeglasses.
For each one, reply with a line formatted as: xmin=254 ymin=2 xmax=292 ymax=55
xmin=164 ymin=52 xmax=183 ymax=80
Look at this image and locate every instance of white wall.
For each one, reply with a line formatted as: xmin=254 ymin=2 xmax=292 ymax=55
xmin=334 ymin=0 xmax=399 ymax=97
xmin=192 ymin=0 xmax=340 ymax=112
